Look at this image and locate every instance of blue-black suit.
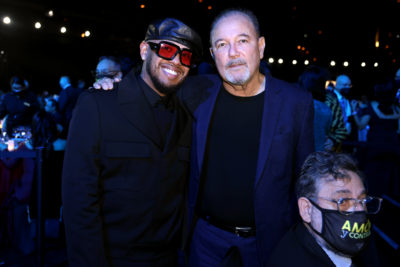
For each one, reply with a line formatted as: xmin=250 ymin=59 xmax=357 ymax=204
xmin=182 ymin=71 xmax=314 ymax=266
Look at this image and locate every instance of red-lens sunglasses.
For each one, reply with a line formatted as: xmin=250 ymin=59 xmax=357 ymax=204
xmin=147 ymin=41 xmax=193 ymax=68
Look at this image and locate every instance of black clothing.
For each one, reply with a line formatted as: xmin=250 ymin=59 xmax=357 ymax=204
xmin=139 ymin=76 xmax=175 ymax=148
xmin=267 ymin=223 xmax=380 ymax=267
xmin=58 ymin=85 xmax=82 ymax=127
xmin=198 ymin=88 xmax=264 ymax=227
xmin=62 ymin=70 xmax=191 ymax=266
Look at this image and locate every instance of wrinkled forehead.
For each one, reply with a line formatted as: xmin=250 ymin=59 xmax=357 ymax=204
xmin=211 ymin=13 xmax=257 ymax=42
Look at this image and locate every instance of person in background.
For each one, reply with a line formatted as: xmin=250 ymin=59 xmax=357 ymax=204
xmin=0 ymin=76 xmax=40 ymax=138
xmin=267 ymin=151 xmax=382 ymax=267
xmin=62 ymin=17 xmax=202 ymax=266
xmin=334 ymin=74 xmax=353 ymax=136
xmin=93 ymin=56 xmax=123 ymax=82
xmin=298 ymin=65 xmax=333 ymax=151
xmin=57 ymin=75 xmax=82 ymax=130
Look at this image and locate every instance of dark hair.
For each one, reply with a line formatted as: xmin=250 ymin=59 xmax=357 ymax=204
xmin=296 ymin=151 xmax=365 ymax=199
xmin=298 ymin=65 xmax=330 ymax=102
xmin=210 ymin=7 xmax=260 ymax=45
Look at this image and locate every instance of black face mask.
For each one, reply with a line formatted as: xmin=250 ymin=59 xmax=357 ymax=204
xmin=309 ymin=201 xmax=371 ymax=256
xmin=340 ymin=87 xmax=351 ymax=98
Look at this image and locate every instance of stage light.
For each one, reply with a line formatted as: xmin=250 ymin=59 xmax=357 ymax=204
xmin=48 ymin=10 xmax=54 ymax=17
xmin=374 ymin=62 xmax=379 ymax=67
xmin=60 ymin=26 xmax=67 ymax=34
xmin=304 ymin=60 xmax=309 ymax=65
xmin=292 ymin=60 xmax=297 ymax=65
xmin=330 ymin=60 xmax=336 ymax=66
xmin=343 ymin=61 xmax=349 ymax=67
xmin=361 ymin=62 xmax=366 ymax=67
xmin=35 ymin=22 xmax=42 ymax=29
xmin=278 ymin=58 xmax=283 ymax=64
xmin=2 ymin=16 xmax=11 ymax=24
xmin=268 ymin=57 xmax=274 ymax=63
xmin=84 ymin=31 xmax=90 ymax=37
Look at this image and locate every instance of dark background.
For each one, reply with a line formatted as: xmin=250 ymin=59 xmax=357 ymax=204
xmin=1 ymin=0 xmax=400 ymax=97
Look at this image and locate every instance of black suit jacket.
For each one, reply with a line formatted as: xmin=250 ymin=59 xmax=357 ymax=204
xmin=62 ymin=71 xmax=191 ymax=266
xmin=267 ymin=223 xmax=381 ymax=267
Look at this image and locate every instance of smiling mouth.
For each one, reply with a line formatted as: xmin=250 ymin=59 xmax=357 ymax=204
xmin=161 ymin=65 xmax=180 ymax=78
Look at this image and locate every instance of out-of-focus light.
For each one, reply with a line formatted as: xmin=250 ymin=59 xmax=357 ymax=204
xmin=84 ymin=30 xmax=90 ymax=37
xmin=375 ymin=41 xmax=380 ymax=48
xmin=278 ymin=58 xmax=283 ymax=64
xmin=60 ymin=26 xmax=67 ymax=33
xmin=396 ymin=34 xmax=400 ymax=39
xmin=297 ymin=45 xmax=301 ymax=50
xmin=301 ymin=47 xmax=305 ymax=51
xmin=81 ymin=33 xmax=85 ymax=38
xmin=292 ymin=59 xmax=297 ymax=65
xmin=3 ymin=16 xmax=11 ymax=24
xmin=304 ymin=34 xmax=308 ymax=38
xmin=318 ymin=30 xmax=323 ymax=35
xmin=313 ymin=57 xmax=317 ymax=62
xmin=140 ymin=4 xmax=145 ymax=8
xmin=361 ymin=62 xmax=366 ymax=67
xmin=208 ymin=5 xmax=212 ymax=10
xmin=48 ymin=10 xmax=54 ymax=17
xmin=343 ymin=61 xmax=349 ymax=67
xmin=268 ymin=57 xmax=274 ymax=63
xmin=198 ymin=0 xmax=203 ymax=2
xmin=304 ymin=60 xmax=309 ymax=65
xmin=330 ymin=60 xmax=336 ymax=66
xmin=34 ymin=22 xmax=41 ymax=29
xmin=374 ymin=62 xmax=379 ymax=67
xmin=0 ymin=50 xmax=4 ymax=55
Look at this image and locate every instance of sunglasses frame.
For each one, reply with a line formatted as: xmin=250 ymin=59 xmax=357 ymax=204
xmin=147 ymin=41 xmax=194 ymax=68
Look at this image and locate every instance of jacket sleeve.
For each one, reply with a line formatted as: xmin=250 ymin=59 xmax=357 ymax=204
xmin=295 ymin=91 xmax=315 ymax=177
xmin=61 ymin=92 xmax=107 ymax=266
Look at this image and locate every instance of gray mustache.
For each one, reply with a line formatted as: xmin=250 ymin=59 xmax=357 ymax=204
xmin=226 ymin=59 xmax=247 ymax=68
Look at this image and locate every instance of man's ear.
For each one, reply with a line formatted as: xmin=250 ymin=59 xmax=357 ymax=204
xmin=140 ymin=41 xmax=148 ymax=61
xmin=298 ymin=197 xmax=313 ymax=223
xmin=209 ymin=47 xmax=214 ymax=59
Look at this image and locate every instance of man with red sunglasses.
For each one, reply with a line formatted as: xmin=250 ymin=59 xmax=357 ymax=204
xmin=61 ymin=18 xmax=202 ymax=266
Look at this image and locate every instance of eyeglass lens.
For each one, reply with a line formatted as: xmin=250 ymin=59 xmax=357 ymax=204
xmin=150 ymin=42 xmax=193 ymax=67
xmin=338 ymin=197 xmax=381 ymax=214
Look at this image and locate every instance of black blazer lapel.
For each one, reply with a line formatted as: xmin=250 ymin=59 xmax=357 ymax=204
xmin=117 ymin=73 xmax=163 ymax=148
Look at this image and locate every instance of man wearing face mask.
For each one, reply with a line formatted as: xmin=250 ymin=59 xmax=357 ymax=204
xmin=334 ymin=75 xmax=353 ymax=136
xmin=267 ymin=151 xmax=382 ymax=267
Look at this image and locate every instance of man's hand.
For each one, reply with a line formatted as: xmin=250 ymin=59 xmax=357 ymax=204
xmin=93 ymin=77 xmax=121 ymax=90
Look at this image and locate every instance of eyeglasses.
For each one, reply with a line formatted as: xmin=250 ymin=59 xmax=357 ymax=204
xmin=147 ymin=41 xmax=193 ymax=68
xmin=91 ymin=70 xmax=121 ymax=80
xmin=311 ymin=196 xmax=383 ymax=215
